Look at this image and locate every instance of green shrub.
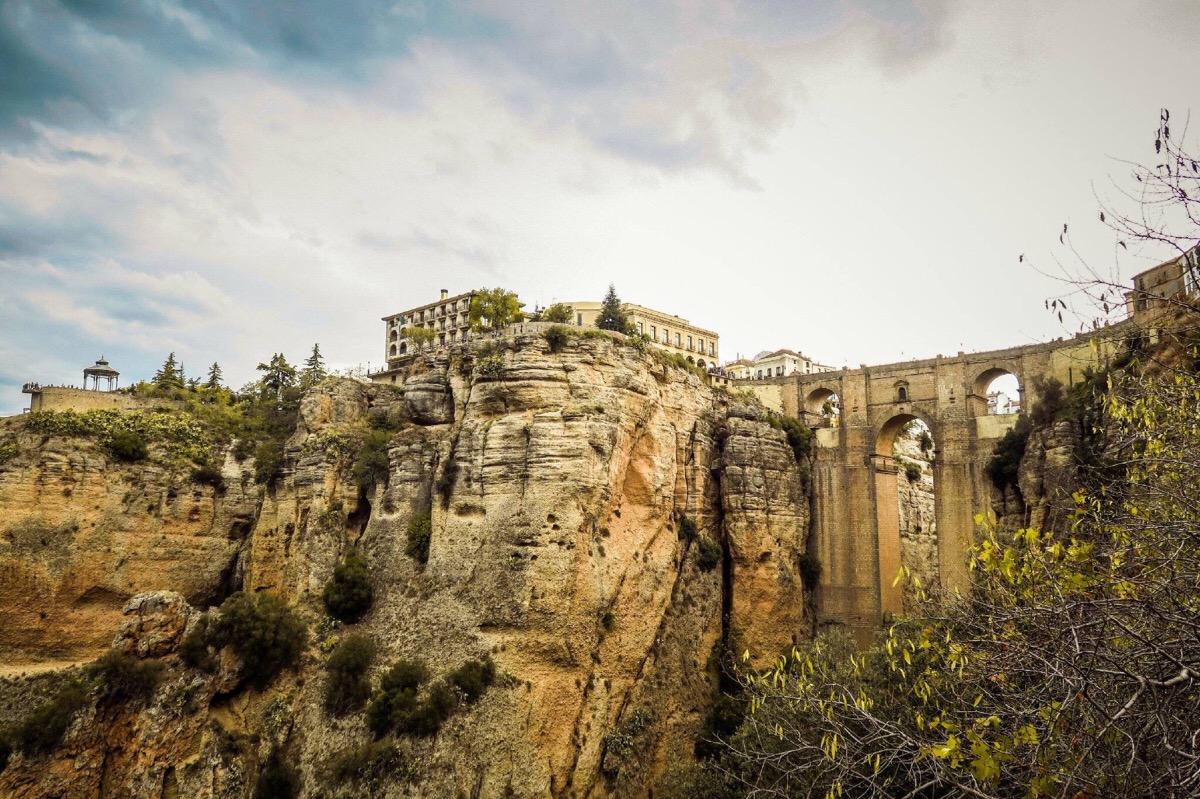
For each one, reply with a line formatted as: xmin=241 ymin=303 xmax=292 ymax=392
xmin=185 ymin=592 xmax=307 ymax=688
xmin=254 ymin=747 xmax=299 ymax=799
xmin=367 ymin=408 xmax=405 ymax=432
xmin=192 ymin=462 xmax=225 ymax=490
xmin=696 ymin=538 xmax=723 ymax=572
xmin=329 ymin=739 xmax=410 ymax=785
xmin=447 ymin=657 xmax=495 ymax=703
xmin=604 ymin=708 xmax=652 ymax=761
xmin=0 ymin=439 xmax=18 ymax=465
xmin=985 ymin=415 xmax=1032 ymax=491
xmin=918 ymin=430 xmax=934 ymax=454
xmin=798 ymin=552 xmax=822 ymax=588
xmin=678 ymin=516 xmax=697 ymax=542
xmin=232 ymin=438 xmax=255 ymax=463
xmin=776 ymin=415 xmax=813 ymax=463
xmin=179 ymin=614 xmax=218 ymax=672
xmin=108 ymin=430 xmax=149 ymax=462
xmin=253 ymin=439 xmax=285 ymax=485
xmin=601 ymin=610 xmax=615 ymax=631
xmin=545 ymin=325 xmax=571 ymax=353
xmin=406 ymin=513 xmax=432 ymax=564
xmin=903 ymin=461 xmax=922 ymax=482
xmin=367 ymin=659 xmax=428 ymax=738
xmin=405 ymin=680 xmax=456 ymax=736
xmin=85 ymin=650 xmax=163 ymax=707
xmin=325 ymin=634 xmax=376 ymax=715
xmin=323 ymin=548 xmax=374 ymax=623
xmin=353 ymin=429 xmax=391 ymax=488
xmin=11 ymin=682 xmax=87 ymax=756
xmin=475 ymin=354 xmax=505 ymax=379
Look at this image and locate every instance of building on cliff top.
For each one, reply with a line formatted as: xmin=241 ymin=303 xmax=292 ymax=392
xmin=380 ymin=288 xmax=476 ymax=366
xmin=565 ymin=300 xmax=721 ymax=368
xmin=1126 ymin=244 xmax=1200 ymax=323
xmin=378 ymin=289 xmax=722 ymax=373
xmin=728 ymin=349 xmax=836 ymax=381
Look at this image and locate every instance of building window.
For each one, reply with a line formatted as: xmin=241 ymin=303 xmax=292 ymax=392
xmin=651 ymin=325 xmax=656 ymax=340
xmin=757 ymin=370 xmax=763 ymax=379
xmin=687 ymin=336 xmax=693 ymax=350
xmin=638 ymin=322 xmax=644 ymax=334
xmin=698 ymin=337 xmax=704 ymax=351
xmin=577 ymin=313 xmax=583 ymax=326
xmin=709 ymin=342 xmax=715 ymax=355
xmin=675 ymin=332 xmax=681 ymax=346
xmin=897 ymin=386 xmax=908 ymax=402
xmin=777 ymin=366 xmax=783 ymax=376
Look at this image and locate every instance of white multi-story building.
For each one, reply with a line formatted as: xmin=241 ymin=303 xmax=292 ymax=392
xmin=380 ymin=289 xmax=475 ymax=366
xmin=744 ymin=349 xmax=835 ymax=380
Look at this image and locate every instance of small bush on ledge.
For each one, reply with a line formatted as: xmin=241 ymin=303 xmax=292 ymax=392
xmin=323 ymin=548 xmax=374 ymax=623
xmin=406 ymin=513 xmax=432 ymax=564
xmin=108 ymin=430 xmax=149 ymax=462
xmin=545 ymin=325 xmax=571 ymax=353
xmin=696 ymin=538 xmax=723 ymax=572
xmin=325 ymin=634 xmax=376 ymax=715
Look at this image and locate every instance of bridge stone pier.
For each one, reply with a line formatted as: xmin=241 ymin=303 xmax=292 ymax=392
xmin=742 ymin=327 xmax=1131 ymax=638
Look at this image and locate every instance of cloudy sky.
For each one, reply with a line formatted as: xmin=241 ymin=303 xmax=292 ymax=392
xmin=1 ymin=0 xmax=1198 ymax=413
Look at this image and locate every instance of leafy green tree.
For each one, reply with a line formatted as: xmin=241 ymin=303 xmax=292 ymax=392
xmin=153 ymin=352 xmax=185 ymax=391
xmin=182 ymin=592 xmax=307 ymax=688
xmin=404 ymin=326 xmax=436 ymax=351
xmin=257 ymin=353 xmax=297 ymax=401
xmin=541 ymin=302 xmax=574 ymax=324
xmin=300 ymin=343 xmax=327 ymax=389
xmin=595 ymin=284 xmax=628 ymax=332
xmin=468 ymin=287 xmax=524 ymax=332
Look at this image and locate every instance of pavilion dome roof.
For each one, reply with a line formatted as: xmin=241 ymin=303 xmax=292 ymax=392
xmin=83 ymin=357 xmax=119 ymax=377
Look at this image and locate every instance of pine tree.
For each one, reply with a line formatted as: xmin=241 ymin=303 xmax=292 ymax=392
xmin=300 ymin=343 xmax=327 ymax=389
xmin=153 ymin=353 xmax=185 ymax=390
xmin=256 ymin=353 xmax=297 ymax=400
xmin=595 ymin=284 xmax=628 ymax=332
xmin=205 ymin=362 xmax=223 ymax=390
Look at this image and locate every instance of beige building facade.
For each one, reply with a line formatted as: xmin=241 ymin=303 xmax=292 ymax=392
xmin=382 ymin=289 xmax=476 ymax=368
xmin=563 ymin=301 xmax=720 ymax=368
xmin=745 ymin=348 xmax=835 ymax=380
xmin=1125 ymin=244 xmax=1199 ymax=322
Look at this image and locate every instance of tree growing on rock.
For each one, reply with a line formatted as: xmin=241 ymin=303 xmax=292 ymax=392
xmin=595 ymin=284 xmax=629 ymax=332
xmin=404 ymin=326 xmax=436 ymax=352
xmin=153 ymin=352 xmax=185 ymax=391
xmin=541 ymin=302 xmax=574 ymax=324
xmin=468 ymin=288 xmax=523 ymax=332
xmin=257 ymin=353 xmax=297 ymax=401
xmin=300 ymin=343 xmax=327 ymax=389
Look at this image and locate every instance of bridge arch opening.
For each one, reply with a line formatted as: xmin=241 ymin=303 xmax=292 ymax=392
xmin=971 ymin=368 xmax=1022 ymax=416
xmin=804 ymin=387 xmax=841 ymax=428
xmin=874 ymin=414 xmax=938 ymax=618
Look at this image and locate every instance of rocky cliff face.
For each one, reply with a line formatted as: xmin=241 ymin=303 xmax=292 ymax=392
xmin=0 ymin=331 xmax=811 ymax=798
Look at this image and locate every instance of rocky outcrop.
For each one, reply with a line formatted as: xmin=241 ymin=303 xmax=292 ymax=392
xmin=0 ymin=331 xmax=811 ymax=799
xmin=894 ymin=432 xmax=937 ymax=609
xmin=1017 ymin=420 xmax=1081 ymax=533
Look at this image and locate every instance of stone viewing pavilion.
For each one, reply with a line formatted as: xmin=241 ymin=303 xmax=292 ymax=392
xmin=83 ymin=357 xmax=120 ymax=391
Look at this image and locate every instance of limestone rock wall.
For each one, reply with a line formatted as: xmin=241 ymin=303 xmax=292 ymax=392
xmin=893 ymin=432 xmax=937 ymax=609
xmin=0 ymin=331 xmax=811 ymax=799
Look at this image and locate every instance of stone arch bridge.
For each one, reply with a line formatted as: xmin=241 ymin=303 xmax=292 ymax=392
xmin=743 ymin=327 xmax=1131 ymax=635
